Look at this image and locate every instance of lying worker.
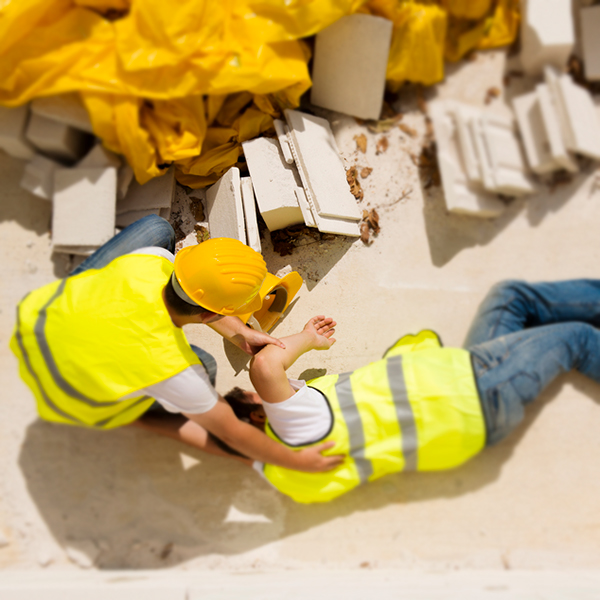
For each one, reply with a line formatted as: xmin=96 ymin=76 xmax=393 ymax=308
xmin=10 ymin=214 xmax=342 ymax=474
xmin=214 ymin=279 xmax=600 ymax=502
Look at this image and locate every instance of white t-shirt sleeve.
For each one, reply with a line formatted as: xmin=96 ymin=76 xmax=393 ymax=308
xmin=128 ymin=247 xmax=175 ymax=262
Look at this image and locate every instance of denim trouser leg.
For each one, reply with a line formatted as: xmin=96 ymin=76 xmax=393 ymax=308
xmin=465 ymin=280 xmax=600 ymax=444
xmin=70 ymin=214 xmax=175 ymax=276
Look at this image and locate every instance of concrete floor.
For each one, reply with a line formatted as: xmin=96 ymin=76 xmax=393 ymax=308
xmin=2 ymin=50 xmax=600 ymax=581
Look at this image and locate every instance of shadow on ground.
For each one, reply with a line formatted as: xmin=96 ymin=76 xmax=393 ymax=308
xmin=20 ymin=371 xmax=598 ymax=570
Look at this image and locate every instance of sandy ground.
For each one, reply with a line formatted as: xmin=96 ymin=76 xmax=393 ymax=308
xmin=2 ymin=49 xmax=600 ymax=577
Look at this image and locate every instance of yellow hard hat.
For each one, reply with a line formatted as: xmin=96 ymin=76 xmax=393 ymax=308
xmin=173 ymin=238 xmax=267 ymax=315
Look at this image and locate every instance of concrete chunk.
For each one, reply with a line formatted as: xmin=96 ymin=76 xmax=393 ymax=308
xmin=26 ymin=113 xmax=93 ymax=163
xmin=454 ymin=105 xmax=484 ymax=183
xmin=116 ymin=209 xmax=160 ymax=229
xmin=20 ymin=155 xmax=62 ymax=200
xmin=273 ymin=119 xmax=294 ymax=164
xmin=0 ymin=105 xmax=36 ymax=160
xmin=116 ymin=167 xmax=175 ymax=214
xmin=30 ymin=93 xmax=94 ymax=134
xmin=52 ymin=167 xmax=117 ymax=249
xmin=241 ymin=177 xmax=261 ymax=253
xmin=581 ymin=5 xmax=600 ymax=81
xmin=242 ymin=137 xmax=304 ymax=231
xmin=521 ymin=0 xmax=574 ymax=76
xmin=205 ymin=167 xmax=246 ymax=243
xmin=77 ymin=143 xmax=122 ymax=169
xmin=311 ymin=14 xmax=393 ymax=120
xmin=284 ymin=109 xmax=361 ymax=222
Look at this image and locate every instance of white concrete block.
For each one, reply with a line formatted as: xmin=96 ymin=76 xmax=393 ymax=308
xmin=581 ymin=5 xmax=600 ymax=81
xmin=25 ymin=113 xmax=92 ymax=162
xmin=20 ymin=155 xmax=61 ymax=200
xmin=242 ymin=136 xmax=304 ymax=231
xmin=512 ymin=91 xmax=561 ymax=174
xmin=454 ymin=105 xmax=483 ymax=183
xmin=311 ymin=14 xmax=393 ymax=120
xmin=30 ymin=93 xmax=94 ymax=134
xmin=284 ymin=109 xmax=361 ymax=222
xmin=0 ymin=105 xmax=36 ymax=160
xmin=521 ymin=0 xmax=574 ymax=76
xmin=273 ymin=119 xmax=294 ymax=164
xmin=52 ymin=167 xmax=117 ymax=249
xmin=115 ymin=209 xmax=160 ymax=229
xmin=77 ymin=142 xmax=122 ymax=169
xmin=241 ymin=176 xmax=261 ymax=253
xmin=52 ymin=245 xmax=97 ymax=256
xmin=535 ymin=83 xmax=578 ymax=173
xmin=117 ymin=163 xmax=134 ymax=200
xmin=295 ymin=187 xmax=317 ymax=228
xmin=430 ymin=101 xmax=505 ymax=218
xmin=116 ymin=167 xmax=175 ymax=214
xmin=205 ymin=167 xmax=246 ymax=243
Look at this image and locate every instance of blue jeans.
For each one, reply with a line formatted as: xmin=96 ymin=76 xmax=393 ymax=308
xmin=465 ymin=280 xmax=600 ymax=445
xmin=69 ymin=214 xmax=217 ymax=386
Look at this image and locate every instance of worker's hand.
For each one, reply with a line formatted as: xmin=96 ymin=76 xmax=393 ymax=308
xmin=303 ymin=315 xmax=336 ymax=350
xmin=235 ymin=328 xmax=286 ymax=356
xmin=293 ymin=441 xmax=345 ymax=473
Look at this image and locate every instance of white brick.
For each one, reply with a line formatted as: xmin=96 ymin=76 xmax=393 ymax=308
xmin=284 ymin=109 xmax=361 ymax=222
xmin=521 ymin=0 xmax=574 ymax=76
xmin=311 ymin=14 xmax=393 ymax=120
xmin=241 ymin=176 xmax=261 ymax=253
xmin=30 ymin=93 xmax=94 ymax=133
xmin=205 ymin=167 xmax=246 ymax=243
xmin=77 ymin=142 xmax=122 ymax=169
xmin=26 ymin=113 xmax=92 ymax=162
xmin=0 ymin=105 xmax=36 ymax=160
xmin=580 ymin=5 xmax=600 ymax=81
xmin=242 ymin=136 xmax=304 ymax=231
xmin=116 ymin=167 xmax=175 ymax=214
xmin=52 ymin=167 xmax=117 ymax=249
xmin=512 ymin=91 xmax=561 ymax=174
xmin=20 ymin=155 xmax=61 ymax=200
xmin=116 ymin=209 xmax=160 ymax=229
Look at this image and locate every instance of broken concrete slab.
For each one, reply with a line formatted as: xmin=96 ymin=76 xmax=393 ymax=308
xmin=25 ymin=113 xmax=93 ymax=163
xmin=30 ymin=93 xmax=94 ymax=134
xmin=52 ymin=167 xmax=117 ymax=250
xmin=241 ymin=176 xmax=261 ymax=253
xmin=0 ymin=105 xmax=36 ymax=160
xmin=310 ymin=14 xmax=393 ymax=121
xmin=580 ymin=5 xmax=600 ymax=82
xmin=284 ymin=109 xmax=362 ymax=222
xmin=520 ymin=0 xmax=574 ymax=76
xmin=242 ymin=136 xmax=304 ymax=231
xmin=20 ymin=155 xmax=61 ymax=200
xmin=116 ymin=167 xmax=175 ymax=214
xmin=115 ymin=209 xmax=161 ymax=229
xmin=205 ymin=167 xmax=246 ymax=243
xmin=77 ymin=143 xmax=122 ymax=169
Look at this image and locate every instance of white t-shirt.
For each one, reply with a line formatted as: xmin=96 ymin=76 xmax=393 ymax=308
xmin=120 ymin=247 xmax=218 ymax=415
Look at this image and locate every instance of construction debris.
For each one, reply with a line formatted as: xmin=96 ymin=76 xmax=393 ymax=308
xmin=0 ymin=105 xmax=36 ymax=160
xmin=30 ymin=93 xmax=94 ymax=135
xmin=375 ymin=136 xmax=389 ymax=155
xmin=346 ymin=167 xmax=363 ymax=201
xmin=580 ymin=5 xmax=600 ymax=82
xmin=205 ymin=167 xmax=246 ymax=243
xmin=240 ymin=176 xmax=261 ymax=253
xmin=360 ymin=167 xmax=373 ymax=178
xmin=354 ymin=134 xmax=367 ymax=153
xmin=398 ymin=122 xmax=417 ymax=138
xmin=20 ymin=155 xmax=61 ymax=200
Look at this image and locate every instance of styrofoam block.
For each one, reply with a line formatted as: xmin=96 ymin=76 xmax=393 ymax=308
xmin=30 ymin=93 xmax=94 ymax=134
xmin=20 ymin=155 xmax=61 ymax=200
xmin=116 ymin=167 xmax=175 ymax=214
xmin=521 ymin=0 xmax=574 ymax=76
xmin=26 ymin=113 xmax=92 ymax=162
xmin=241 ymin=177 xmax=261 ymax=253
xmin=311 ymin=14 xmax=393 ymax=120
xmin=77 ymin=142 xmax=122 ymax=169
xmin=205 ymin=167 xmax=246 ymax=243
xmin=52 ymin=167 xmax=117 ymax=248
xmin=116 ymin=209 xmax=160 ymax=228
xmin=536 ymin=83 xmax=578 ymax=173
xmin=242 ymin=136 xmax=304 ymax=231
xmin=580 ymin=5 xmax=600 ymax=81
xmin=512 ymin=91 xmax=560 ymax=174
xmin=284 ymin=109 xmax=361 ymax=222
xmin=0 ymin=105 xmax=36 ymax=160
xmin=430 ymin=101 xmax=505 ymax=218
xmin=273 ymin=119 xmax=294 ymax=164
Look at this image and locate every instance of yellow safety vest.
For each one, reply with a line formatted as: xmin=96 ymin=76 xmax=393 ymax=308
xmin=263 ymin=330 xmax=485 ymax=503
xmin=10 ymin=254 xmax=202 ymax=429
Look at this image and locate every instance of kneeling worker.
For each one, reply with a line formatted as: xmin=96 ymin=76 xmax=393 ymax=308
xmin=10 ymin=215 xmax=342 ymax=474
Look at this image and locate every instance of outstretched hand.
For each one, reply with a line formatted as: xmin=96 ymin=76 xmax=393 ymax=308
xmin=303 ymin=315 xmax=336 ymax=350
xmin=294 ymin=441 xmax=345 ymax=473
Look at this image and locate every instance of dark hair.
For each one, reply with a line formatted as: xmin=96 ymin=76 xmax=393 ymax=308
xmin=164 ymin=277 xmax=213 ymax=317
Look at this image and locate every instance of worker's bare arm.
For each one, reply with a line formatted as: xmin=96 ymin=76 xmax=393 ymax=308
xmin=208 ymin=316 xmax=285 ymax=355
xmin=250 ymin=316 xmax=336 ymax=404
xmin=184 ymin=395 xmax=343 ymax=472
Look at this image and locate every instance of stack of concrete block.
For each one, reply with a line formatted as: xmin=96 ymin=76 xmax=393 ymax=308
xmin=520 ymin=0 xmax=574 ymax=76
xmin=310 ymin=14 xmax=393 ymax=120
xmin=580 ymin=4 xmax=600 ymax=81
xmin=430 ymin=100 xmax=533 ymax=218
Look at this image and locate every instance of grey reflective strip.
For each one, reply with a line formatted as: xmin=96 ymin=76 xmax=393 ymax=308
xmin=386 ymin=355 xmax=418 ymax=470
xmin=15 ymin=303 xmax=82 ymax=425
xmin=34 ymin=279 xmax=123 ymax=408
xmin=335 ymin=373 xmax=373 ymax=484
xmin=94 ymin=395 xmax=151 ymax=428
xmin=170 ymin=272 xmax=200 ymax=306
